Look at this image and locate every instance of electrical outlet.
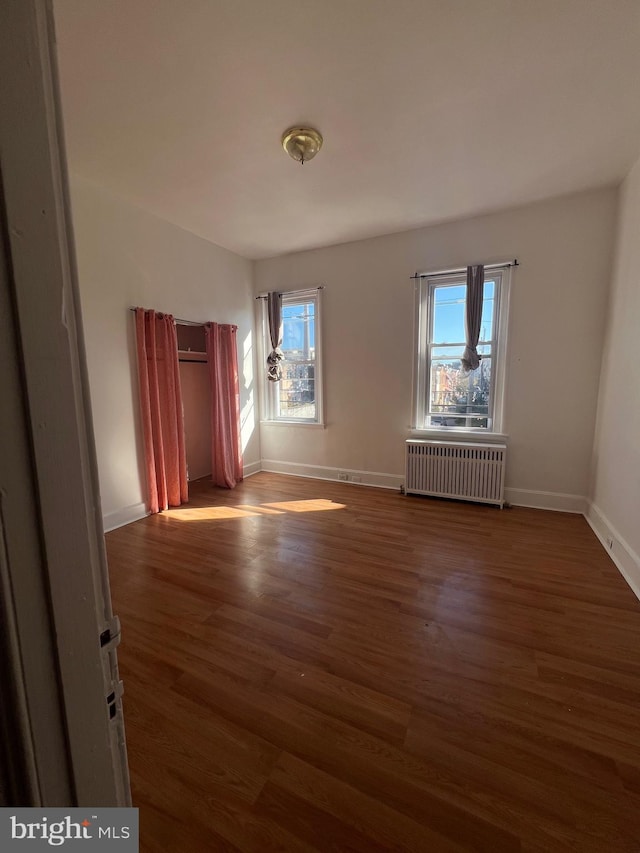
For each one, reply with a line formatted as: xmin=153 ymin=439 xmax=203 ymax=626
xmin=338 ymin=472 xmax=349 ymax=481
xmin=606 ymin=537 xmax=614 ymax=550
xmin=351 ymin=475 xmax=362 ymax=483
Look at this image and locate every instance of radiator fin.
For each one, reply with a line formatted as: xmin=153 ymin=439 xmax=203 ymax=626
xmin=405 ymin=441 xmax=506 ymax=507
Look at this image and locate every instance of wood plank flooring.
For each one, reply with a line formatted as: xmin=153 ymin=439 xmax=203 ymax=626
xmin=106 ymin=473 xmax=640 ymax=851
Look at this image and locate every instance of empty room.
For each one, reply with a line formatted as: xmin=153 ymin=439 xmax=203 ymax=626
xmin=3 ymin=0 xmax=640 ymax=850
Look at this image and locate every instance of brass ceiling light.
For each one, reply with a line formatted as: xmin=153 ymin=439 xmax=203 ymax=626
xmin=282 ymin=126 xmax=323 ymax=165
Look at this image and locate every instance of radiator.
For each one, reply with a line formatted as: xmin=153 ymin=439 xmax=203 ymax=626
xmin=405 ymin=440 xmax=506 ymax=507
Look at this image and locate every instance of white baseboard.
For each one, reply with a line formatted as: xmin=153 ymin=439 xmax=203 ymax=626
xmin=585 ymin=503 xmax=640 ymax=602
xmin=103 ymin=501 xmax=148 ymax=533
xmin=258 ymin=464 xmax=588 ymax=507
xmin=103 ymin=464 xmax=261 ymax=531
xmin=504 ymin=488 xmax=586 ymax=514
xmin=188 ymin=461 xmax=261 ymax=483
xmin=260 ymin=459 xmax=403 ymax=491
xmin=188 ymin=469 xmax=211 ymax=482
xmin=243 ymin=460 xmax=262 ymax=479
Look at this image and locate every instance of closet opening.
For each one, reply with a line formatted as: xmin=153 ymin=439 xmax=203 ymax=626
xmin=176 ymin=322 xmax=210 ymax=483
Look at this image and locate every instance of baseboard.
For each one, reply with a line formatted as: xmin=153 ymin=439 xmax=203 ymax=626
xmin=103 ymin=466 xmax=261 ymax=531
xmin=258 ymin=465 xmax=586 ymax=505
xmin=260 ymin=459 xmax=403 ymax=491
xmin=504 ymin=488 xmax=586 ymax=514
xmin=188 ymin=469 xmax=211 ymax=482
xmin=243 ymin=460 xmax=262 ymax=479
xmin=103 ymin=501 xmax=148 ymax=533
xmin=585 ymin=503 xmax=640 ymax=602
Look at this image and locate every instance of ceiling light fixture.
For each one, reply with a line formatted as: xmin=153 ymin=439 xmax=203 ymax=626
xmin=281 ymin=126 xmax=323 ymax=165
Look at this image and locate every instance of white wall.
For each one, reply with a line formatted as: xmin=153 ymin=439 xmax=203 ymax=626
xmin=589 ymin=156 xmax=640 ymax=593
xmin=255 ymin=188 xmax=618 ymax=509
xmin=70 ymin=178 xmax=260 ymax=529
xmin=70 ymin=180 xmax=621 ymax=525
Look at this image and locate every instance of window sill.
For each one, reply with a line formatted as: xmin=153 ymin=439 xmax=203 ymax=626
xmin=261 ymin=420 xmax=326 ymax=429
xmin=409 ymin=428 xmax=508 ymax=442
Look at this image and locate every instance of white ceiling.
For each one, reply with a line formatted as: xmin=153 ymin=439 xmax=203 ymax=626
xmin=54 ymin=0 xmax=640 ymax=260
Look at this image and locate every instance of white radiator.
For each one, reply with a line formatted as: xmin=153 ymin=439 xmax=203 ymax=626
xmin=405 ymin=440 xmax=506 ymax=507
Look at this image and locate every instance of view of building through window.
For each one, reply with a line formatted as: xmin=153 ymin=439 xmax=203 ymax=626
xmin=428 ymin=280 xmax=495 ymax=428
xmin=414 ymin=270 xmax=508 ymax=433
xmin=276 ymin=298 xmax=316 ymax=420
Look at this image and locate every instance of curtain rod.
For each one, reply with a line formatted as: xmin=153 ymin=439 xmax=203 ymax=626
xmin=255 ymin=285 xmax=325 ymax=301
xmin=410 ymin=259 xmax=519 ymax=281
xmin=128 ymin=307 xmax=205 ymax=326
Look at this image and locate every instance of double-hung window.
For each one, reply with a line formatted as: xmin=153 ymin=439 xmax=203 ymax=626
xmin=414 ymin=268 xmax=510 ymax=433
xmin=262 ymin=288 xmax=323 ymax=424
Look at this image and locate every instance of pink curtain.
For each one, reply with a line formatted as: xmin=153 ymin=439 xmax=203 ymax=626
xmin=205 ymin=322 xmax=243 ymax=488
xmin=135 ymin=308 xmax=188 ymax=513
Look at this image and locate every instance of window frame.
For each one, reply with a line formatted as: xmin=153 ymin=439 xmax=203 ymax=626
xmin=413 ymin=268 xmax=510 ymax=436
xmin=261 ymin=287 xmax=324 ymax=427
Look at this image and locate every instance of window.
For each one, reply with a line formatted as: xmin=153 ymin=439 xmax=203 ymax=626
xmin=262 ymin=288 xmax=323 ymax=424
xmin=414 ymin=268 xmax=509 ymax=433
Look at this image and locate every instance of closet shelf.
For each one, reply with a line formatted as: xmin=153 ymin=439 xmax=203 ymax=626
xmin=178 ymin=350 xmax=207 ymax=363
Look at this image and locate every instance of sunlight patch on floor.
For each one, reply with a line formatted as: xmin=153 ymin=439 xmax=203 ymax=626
xmin=236 ymin=504 xmax=285 ymax=515
xmin=162 ymin=498 xmax=346 ymax=521
xmin=261 ymin=499 xmax=346 ymax=513
xmin=163 ymin=506 xmax=258 ymax=521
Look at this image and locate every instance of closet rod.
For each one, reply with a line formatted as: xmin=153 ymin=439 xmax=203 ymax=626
xmin=128 ymin=307 xmax=205 ymax=326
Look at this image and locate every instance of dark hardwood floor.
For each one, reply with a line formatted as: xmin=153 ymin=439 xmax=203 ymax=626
xmin=106 ymin=473 xmax=640 ymax=851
